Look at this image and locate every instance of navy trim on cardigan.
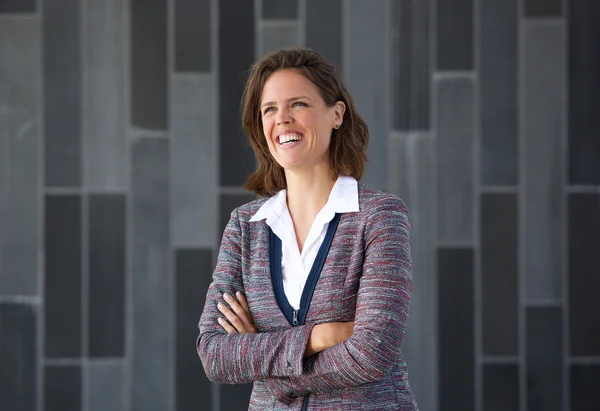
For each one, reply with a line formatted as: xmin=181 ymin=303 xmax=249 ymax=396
xmin=269 ymin=213 xmax=342 ymax=327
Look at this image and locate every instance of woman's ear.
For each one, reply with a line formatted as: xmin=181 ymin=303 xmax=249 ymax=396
xmin=334 ymin=101 xmax=346 ymax=124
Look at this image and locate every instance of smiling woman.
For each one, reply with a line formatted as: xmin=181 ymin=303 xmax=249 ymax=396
xmin=196 ymin=48 xmax=419 ymax=411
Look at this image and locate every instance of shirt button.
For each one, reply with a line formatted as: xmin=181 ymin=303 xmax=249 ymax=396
xmin=287 ymin=362 xmax=293 ymax=373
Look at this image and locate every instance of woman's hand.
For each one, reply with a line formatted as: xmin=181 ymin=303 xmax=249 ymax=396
xmin=216 ymin=292 xmax=257 ymax=334
xmin=305 ymin=321 xmax=354 ymax=357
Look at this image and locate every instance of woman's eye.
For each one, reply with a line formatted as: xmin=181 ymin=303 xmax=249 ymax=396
xmin=263 ymin=107 xmax=275 ymax=114
xmin=292 ymin=101 xmax=307 ymax=107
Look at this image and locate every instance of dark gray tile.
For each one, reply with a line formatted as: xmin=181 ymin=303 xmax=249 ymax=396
xmin=44 ymin=365 xmax=81 ymax=411
xmin=568 ymin=0 xmax=600 ymax=184
xmin=131 ymin=138 xmax=171 ymax=410
xmin=436 ymin=0 xmax=473 ymax=70
xmin=480 ymin=0 xmax=519 ymax=185
xmin=526 ymin=307 xmax=562 ymax=411
xmin=525 ymin=0 xmax=562 ymax=17
xmin=175 ymin=0 xmax=211 ymax=72
xmin=220 ymin=383 xmax=253 ymax=411
xmin=0 ymin=18 xmax=41 ymax=296
xmin=219 ymin=0 xmax=255 ymax=186
xmin=88 ymin=194 xmax=126 ymax=358
xmin=0 ymin=0 xmax=35 ymax=13
xmin=306 ymin=0 xmax=343 ymax=72
xmin=176 ymin=249 xmax=214 ymax=411
xmin=43 ymin=0 xmax=82 ymax=187
xmin=483 ymin=365 xmax=519 ymax=411
xmin=391 ymin=0 xmax=430 ymax=130
xmin=436 ymin=78 xmax=475 ymax=244
xmin=131 ymin=0 xmax=168 ymax=129
xmin=83 ymin=0 xmax=127 ymax=190
xmin=85 ymin=363 xmax=126 ymax=411
xmin=262 ymin=0 xmax=298 ymax=19
xmin=571 ymin=365 xmax=600 ymax=411
xmin=523 ymin=22 xmax=565 ymax=301
xmin=481 ymin=193 xmax=518 ymax=355
xmin=44 ymin=195 xmax=82 ymax=358
xmin=347 ymin=0 xmax=388 ymax=189
xmin=0 ymin=303 xmax=37 ymax=411
xmin=220 ymin=194 xmax=256 ymax=235
xmin=171 ymin=74 xmax=218 ymax=248
xmin=438 ymin=248 xmax=474 ymax=411
xmin=568 ymin=193 xmax=600 ymax=355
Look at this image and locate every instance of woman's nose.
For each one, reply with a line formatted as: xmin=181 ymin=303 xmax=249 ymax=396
xmin=276 ymin=108 xmax=292 ymax=125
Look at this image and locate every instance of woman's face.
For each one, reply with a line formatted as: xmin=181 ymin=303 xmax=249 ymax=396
xmin=259 ymin=69 xmax=345 ymax=172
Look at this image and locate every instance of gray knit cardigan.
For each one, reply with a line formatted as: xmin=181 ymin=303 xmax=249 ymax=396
xmin=197 ymin=184 xmax=419 ymax=410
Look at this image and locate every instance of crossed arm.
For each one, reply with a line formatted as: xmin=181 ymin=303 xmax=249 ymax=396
xmin=197 ymin=198 xmax=412 ymax=404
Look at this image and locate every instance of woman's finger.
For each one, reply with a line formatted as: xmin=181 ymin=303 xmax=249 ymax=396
xmin=223 ymin=293 xmax=256 ymax=333
xmin=217 ymin=302 xmax=250 ymax=333
xmin=217 ymin=317 xmax=237 ymax=334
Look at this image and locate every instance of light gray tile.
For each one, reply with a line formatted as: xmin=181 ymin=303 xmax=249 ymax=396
xmin=436 ymin=78 xmax=475 ymax=244
xmin=0 ymin=18 xmax=41 ymax=296
xmin=258 ymin=21 xmax=300 ymax=58
xmin=391 ymin=132 xmax=437 ymax=411
xmin=83 ymin=0 xmax=127 ymax=190
xmin=346 ymin=0 xmax=389 ymax=189
xmin=131 ymin=138 xmax=171 ymax=411
xmin=85 ymin=362 xmax=126 ymax=411
xmin=171 ymin=74 xmax=217 ymax=248
xmin=523 ymin=22 xmax=565 ymax=301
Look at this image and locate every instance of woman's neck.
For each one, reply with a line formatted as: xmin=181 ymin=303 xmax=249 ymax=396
xmin=284 ymin=166 xmax=337 ymax=223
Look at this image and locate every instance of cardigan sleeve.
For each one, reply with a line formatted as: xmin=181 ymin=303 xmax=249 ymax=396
xmin=265 ymin=196 xmax=413 ymax=403
xmin=196 ymin=208 xmax=316 ymax=384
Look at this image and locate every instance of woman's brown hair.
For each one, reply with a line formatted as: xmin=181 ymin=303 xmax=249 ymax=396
xmin=241 ymin=47 xmax=369 ymax=197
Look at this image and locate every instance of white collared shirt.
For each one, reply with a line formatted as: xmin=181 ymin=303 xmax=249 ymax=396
xmin=249 ymin=176 xmax=360 ymax=310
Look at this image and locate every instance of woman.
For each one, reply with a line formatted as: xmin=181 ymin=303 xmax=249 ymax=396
xmin=197 ymin=48 xmax=418 ymax=410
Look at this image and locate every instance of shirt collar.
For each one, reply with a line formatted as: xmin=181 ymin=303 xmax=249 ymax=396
xmin=249 ymin=175 xmax=359 ymax=222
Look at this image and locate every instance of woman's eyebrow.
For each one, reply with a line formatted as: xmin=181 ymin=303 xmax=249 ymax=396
xmin=260 ymin=95 xmax=312 ymax=108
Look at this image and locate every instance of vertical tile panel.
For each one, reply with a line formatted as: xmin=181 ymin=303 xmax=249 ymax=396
xmin=388 ymin=134 xmax=410 ymax=200
xmin=526 ymin=307 xmax=562 ymax=411
xmin=85 ymin=362 xmax=126 ymax=411
xmin=568 ymin=193 xmax=600 ymax=355
xmin=524 ymin=0 xmax=562 ymax=17
xmin=568 ymin=0 xmax=600 ymax=184
xmin=83 ymin=0 xmax=127 ymax=190
xmin=44 ymin=365 xmax=81 ymax=411
xmin=481 ymin=193 xmax=518 ymax=355
xmin=0 ymin=18 xmax=41 ymax=296
xmin=259 ymin=22 xmax=300 ymax=58
xmin=436 ymin=0 xmax=473 ymax=70
xmin=220 ymin=194 xmax=256 ymax=235
xmin=175 ymin=0 xmax=211 ymax=72
xmin=219 ymin=0 xmax=255 ymax=186
xmin=131 ymin=138 xmax=171 ymax=410
xmin=131 ymin=0 xmax=168 ymax=130
xmin=0 ymin=0 xmax=35 ymax=12
xmin=171 ymin=74 xmax=217 ymax=248
xmin=479 ymin=0 xmax=518 ymax=185
xmin=176 ymin=249 xmax=214 ymax=411
xmin=262 ymin=0 xmax=298 ymax=19
xmin=44 ymin=195 xmax=82 ymax=358
xmin=482 ymin=364 xmax=520 ymax=411
xmin=392 ymin=134 xmax=437 ymax=411
xmin=305 ymin=0 xmax=343 ymax=72
xmin=346 ymin=0 xmax=388 ymax=188
xmin=88 ymin=194 xmax=126 ymax=357
xmin=437 ymin=78 xmax=474 ymax=244
xmin=438 ymin=248 xmax=474 ymax=411
xmin=391 ymin=0 xmax=430 ymax=130
xmin=523 ymin=22 xmax=565 ymax=301
xmin=570 ymin=365 xmax=600 ymax=411
xmin=43 ymin=0 xmax=82 ymax=187
xmin=220 ymin=384 xmax=254 ymax=411
xmin=0 ymin=303 xmax=37 ymax=411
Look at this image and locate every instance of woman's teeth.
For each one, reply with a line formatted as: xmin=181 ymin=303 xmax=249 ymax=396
xmin=279 ymin=134 xmax=301 ymax=145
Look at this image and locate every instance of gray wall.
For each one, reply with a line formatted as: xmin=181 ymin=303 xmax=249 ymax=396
xmin=0 ymin=0 xmax=599 ymax=410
